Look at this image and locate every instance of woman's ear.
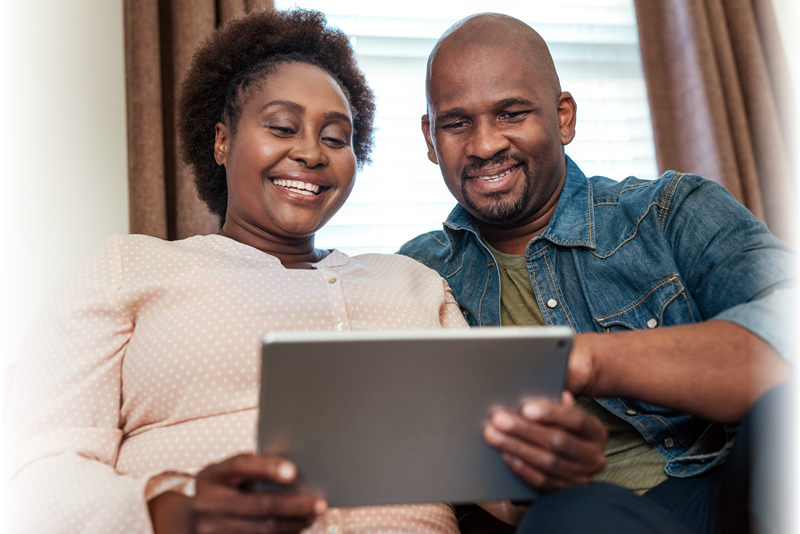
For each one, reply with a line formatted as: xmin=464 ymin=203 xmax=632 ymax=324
xmin=214 ymin=122 xmax=230 ymax=165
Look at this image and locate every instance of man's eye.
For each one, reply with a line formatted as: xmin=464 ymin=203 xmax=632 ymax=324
xmin=442 ymin=120 xmax=467 ymax=131
xmin=500 ymin=111 xmax=528 ymax=121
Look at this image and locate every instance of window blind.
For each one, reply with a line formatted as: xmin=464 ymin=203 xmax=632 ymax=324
xmin=274 ymin=0 xmax=657 ymax=255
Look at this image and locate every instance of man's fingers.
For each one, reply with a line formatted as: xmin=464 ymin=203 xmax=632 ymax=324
xmin=520 ymin=399 xmax=608 ymax=442
xmin=501 ymin=453 xmax=591 ymax=492
xmin=485 ymin=423 xmax=604 ymax=479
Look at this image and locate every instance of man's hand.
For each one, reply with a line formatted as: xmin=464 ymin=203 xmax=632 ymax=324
xmin=483 ymin=391 xmax=607 ymax=491
xmin=149 ymin=453 xmax=327 ymax=533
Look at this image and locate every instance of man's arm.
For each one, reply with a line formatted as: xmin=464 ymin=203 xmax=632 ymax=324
xmin=569 ymin=319 xmax=790 ymax=425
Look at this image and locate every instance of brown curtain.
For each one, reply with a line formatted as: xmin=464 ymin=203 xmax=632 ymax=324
xmin=634 ymin=0 xmax=797 ymax=245
xmin=124 ymin=0 xmax=274 ymax=240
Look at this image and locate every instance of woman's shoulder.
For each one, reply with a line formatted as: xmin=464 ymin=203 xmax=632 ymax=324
xmin=348 ymin=252 xmax=446 ymax=281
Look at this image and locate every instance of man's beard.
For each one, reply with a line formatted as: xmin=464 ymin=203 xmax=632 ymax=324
xmin=460 ymin=154 xmax=534 ymax=224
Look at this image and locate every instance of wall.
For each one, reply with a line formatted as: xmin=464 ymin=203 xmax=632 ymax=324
xmin=773 ymin=0 xmax=799 ymax=95
xmin=0 ymin=1 xmax=129 ymax=372
xmin=0 ymin=1 xmax=796 ymax=366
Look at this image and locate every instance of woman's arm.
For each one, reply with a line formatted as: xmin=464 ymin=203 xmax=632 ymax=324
xmin=149 ymin=455 xmax=326 ymax=534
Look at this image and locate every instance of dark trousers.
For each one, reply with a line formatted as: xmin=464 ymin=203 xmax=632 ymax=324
xmin=514 ymin=383 xmax=790 ymax=534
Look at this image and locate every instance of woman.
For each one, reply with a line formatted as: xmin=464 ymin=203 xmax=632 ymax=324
xmin=5 ymin=9 xmax=466 ymax=533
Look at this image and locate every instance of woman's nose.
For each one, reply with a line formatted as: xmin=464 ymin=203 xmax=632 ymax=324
xmin=289 ymin=135 xmax=328 ymax=168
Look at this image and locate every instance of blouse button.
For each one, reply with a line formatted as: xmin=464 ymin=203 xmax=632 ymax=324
xmin=647 ymin=318 xmax=658 ymax=329
xmin=546 ymin=299 xmax=558 ymax=309
xmin=328 ymin=526 xmax=339 ymax=534
xmin=328 ymin=278 xmax=337 ymax=284
xmin=336 ymin=322 xmax=349 ymax=331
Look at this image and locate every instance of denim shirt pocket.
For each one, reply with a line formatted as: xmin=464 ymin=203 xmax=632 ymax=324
xmin=591 ymin=274 xmax=694 ymax=331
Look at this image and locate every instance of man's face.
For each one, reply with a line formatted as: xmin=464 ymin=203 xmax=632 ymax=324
xmin=423 ymin=42 xmax=575 ymax=227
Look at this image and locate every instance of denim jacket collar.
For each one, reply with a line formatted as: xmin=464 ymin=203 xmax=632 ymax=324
xmin=442 ymin=156 xmax=596 ymax=255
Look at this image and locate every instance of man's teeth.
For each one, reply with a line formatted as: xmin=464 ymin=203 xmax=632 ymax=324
xmin=273 ymin=179 xmax=321 ymax=195
xmin=478 ymin=168 xmax=512 ymax=181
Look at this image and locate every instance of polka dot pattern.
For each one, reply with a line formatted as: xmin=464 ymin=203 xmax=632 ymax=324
xmin=5 ymin=234 xmax=467 ymax=533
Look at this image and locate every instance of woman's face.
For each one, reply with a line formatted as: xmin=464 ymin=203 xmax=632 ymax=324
xmin=214 ymin=62 xmax=357 ymax=241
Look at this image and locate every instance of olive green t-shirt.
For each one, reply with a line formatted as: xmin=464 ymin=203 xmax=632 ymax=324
xmin=483 ymin=239 xmax=668 ymax=494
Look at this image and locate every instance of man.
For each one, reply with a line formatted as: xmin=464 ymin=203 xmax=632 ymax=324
xmin=399 ymin=13 xmax=794 ymax=534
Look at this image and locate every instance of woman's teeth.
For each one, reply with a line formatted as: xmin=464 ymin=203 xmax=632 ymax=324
xmin=273 ymin=179 xmax=321 ymax=195
xmin=479 ymin=168 xmax=512 ymax=181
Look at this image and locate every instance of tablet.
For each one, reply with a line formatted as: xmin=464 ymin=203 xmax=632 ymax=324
xmin=256 ymin=326 xmax=572 ymax=507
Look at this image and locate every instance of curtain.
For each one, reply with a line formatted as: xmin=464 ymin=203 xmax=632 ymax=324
xmin=124 ymin=0 xmax=274 ymax=240
xmin=634 ymin=0 xmax=796 ymax=244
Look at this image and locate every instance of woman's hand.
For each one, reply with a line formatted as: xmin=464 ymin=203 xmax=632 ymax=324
xmin=483 ymin=391 xmax=607 ymax=492
xmin=149 ymin=453 xmax=328 ymax=533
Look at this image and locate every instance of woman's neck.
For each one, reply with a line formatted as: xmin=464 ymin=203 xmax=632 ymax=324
xmin=217 ymin=219 xmax=329 ymax=269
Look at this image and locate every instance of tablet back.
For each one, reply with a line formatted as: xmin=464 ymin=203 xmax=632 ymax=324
xmin=257 ymin=327 xmax=572 ymax=506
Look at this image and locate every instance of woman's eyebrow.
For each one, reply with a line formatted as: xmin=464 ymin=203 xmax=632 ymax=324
xmin=259 ymin=101 xmax=351 ymax=124
xmin=324 ymin=111 xmax=352 ymax=125
xmin=259 ymin=100 xmax=304 ymax=113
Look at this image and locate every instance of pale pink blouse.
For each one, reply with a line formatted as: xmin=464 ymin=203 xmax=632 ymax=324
xmin=6 ymin=234 xmax=468 ymax=533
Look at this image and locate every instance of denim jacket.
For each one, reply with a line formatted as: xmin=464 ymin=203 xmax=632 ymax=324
xmin=399 ymin=156 xmax=795 ymax=477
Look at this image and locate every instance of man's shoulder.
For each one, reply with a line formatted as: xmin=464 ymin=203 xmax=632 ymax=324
xmin=397 ymin=230 xmax=453 ymax=272
xmin=589 ymin=171 xmax=709 ymax=207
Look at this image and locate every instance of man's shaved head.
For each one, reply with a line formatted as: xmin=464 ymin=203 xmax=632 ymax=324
xmin=426 ymin=13 xmax=561 ymax=109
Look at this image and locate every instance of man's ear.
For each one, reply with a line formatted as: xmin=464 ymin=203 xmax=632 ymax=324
xmin=556 ymin=92 xmax=577 ymax=146
xmin=421 ymin=114 xmax=439 ymax=165
xmin=214 ymin=122 xmax=230 ymax=165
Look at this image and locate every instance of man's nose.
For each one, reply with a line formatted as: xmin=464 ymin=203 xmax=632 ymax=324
xmin=465 ymin=119 xmax=510 ymax=160
xmin=289 ymin=134 xmax=328 ymax=168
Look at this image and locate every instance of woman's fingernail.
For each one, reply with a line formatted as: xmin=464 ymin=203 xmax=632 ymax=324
xmin=314 ymin=499 xmax=328 ymax=515
xmin=277 ymin=461 xmax=296 ymax=481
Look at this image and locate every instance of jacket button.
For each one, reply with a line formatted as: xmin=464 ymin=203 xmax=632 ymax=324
xmin=625 ymin=409 xmax=637 ymax=416
xmin=664 ymin=437 xmax=674 ymax=448
xmin=547 ymin=299 xmax=558 ymax=309
xmin=488 ymin=260 xmax=495 ymax=269
xmin=646 ymin=318 xmax=658 ymax=329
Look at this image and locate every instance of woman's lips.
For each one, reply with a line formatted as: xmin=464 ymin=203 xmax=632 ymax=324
xmin=272 ymin=178 xmax=322 ymax=196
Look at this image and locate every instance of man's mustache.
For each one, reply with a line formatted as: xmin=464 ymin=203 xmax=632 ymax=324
xmin=461 ymin=153 xmax=528 ymax=184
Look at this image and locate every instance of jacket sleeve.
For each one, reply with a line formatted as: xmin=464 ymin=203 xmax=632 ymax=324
xmin=663 ymin=177 xmax=797 ymax=358
xmin=5 ymin=236 xmax=188 ymax=534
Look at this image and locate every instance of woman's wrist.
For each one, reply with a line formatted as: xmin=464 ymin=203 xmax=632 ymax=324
xmin=149 ymin=491 xmax=192 ymax=534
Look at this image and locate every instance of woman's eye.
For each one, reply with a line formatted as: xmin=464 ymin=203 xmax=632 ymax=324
xmin=322 ymin=136 xmax=347 ymax=148
xmin=269 ymin=125 xmax=296 ymax=136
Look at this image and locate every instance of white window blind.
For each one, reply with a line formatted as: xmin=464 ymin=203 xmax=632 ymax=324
xmin=274 ymin=0 xmax=658 ymax=255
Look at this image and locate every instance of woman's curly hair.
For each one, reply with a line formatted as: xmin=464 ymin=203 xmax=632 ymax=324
xmin=178 ymin=9 xmax=375 ymax=218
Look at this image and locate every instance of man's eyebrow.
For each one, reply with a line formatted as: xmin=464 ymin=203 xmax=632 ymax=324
xmin=435 ymin=98 xmax=536 ymax=123
xmin=436 ymin=107 xmax=467 ymax=122
xmin=496 ymin=97 xmax=534 ymax=108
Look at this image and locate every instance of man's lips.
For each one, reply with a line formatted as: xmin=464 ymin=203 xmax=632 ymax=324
xmin=467 ymin=164 xmax=521 ymax=182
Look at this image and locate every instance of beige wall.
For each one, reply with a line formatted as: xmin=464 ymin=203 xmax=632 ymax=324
xmin=0 ymin=1 xmax=797 ymax=371
xmin=0 ymin=1 xmax=128 ymax=367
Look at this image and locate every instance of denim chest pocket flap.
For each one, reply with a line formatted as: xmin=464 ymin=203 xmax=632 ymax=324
xmin=592 ymin=275 xmax=692 ymax=331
